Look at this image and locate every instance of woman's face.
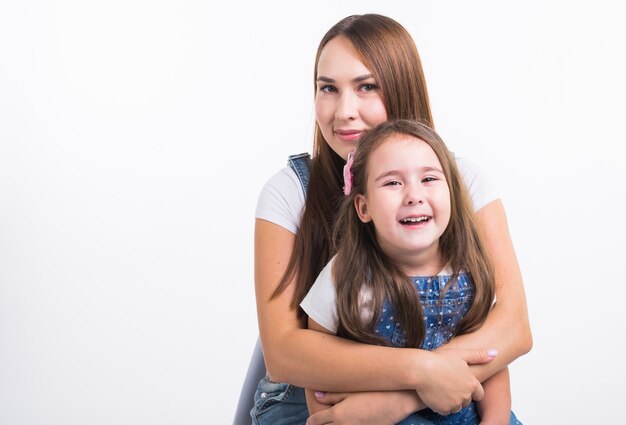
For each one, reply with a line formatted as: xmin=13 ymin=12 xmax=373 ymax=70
xmin=315 ymin=36 xmax=388 ymax=160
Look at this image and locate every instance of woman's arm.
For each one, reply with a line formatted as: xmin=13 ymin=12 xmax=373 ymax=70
xmin=304 ymin=318 xmax=341 ymax=415
xmin=304 ymin=316 xmax=427 ymax=423
xmin=255 ymin=218 xmax=494 ymax=395
xmin=443 ymin=200 xmax=532 ymax=382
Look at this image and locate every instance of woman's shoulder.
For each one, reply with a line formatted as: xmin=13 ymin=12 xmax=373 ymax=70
xmin=254 ymin=164 xmax=306 ymax=234
xmin=453 ymin=154 xmax=482 ymax=178
xmin=453 ymin=154 xmax=500 ymax=212
xmin=263 ymin=165 xmax=303 ymax=194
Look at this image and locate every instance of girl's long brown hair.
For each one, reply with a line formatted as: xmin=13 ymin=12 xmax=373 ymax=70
xmin=272 ymin=15 xmax=434 ymax=315
xmin=333 ymin=120 xmax=495 ymax=348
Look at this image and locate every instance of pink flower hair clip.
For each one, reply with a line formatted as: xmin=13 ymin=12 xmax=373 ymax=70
xmin=343 ymin=151 xmax=355 ymax=196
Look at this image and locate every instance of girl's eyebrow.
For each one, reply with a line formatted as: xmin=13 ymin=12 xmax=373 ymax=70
xmin=420 ymin=166 xmax=444 ymax=174
xmin=373 ymin=166 xmax=443 ymax=182
xmin=316 ymin=74 xmax=374 ymax=83
xmin=374 ymin=170 xmax=401 ymax=182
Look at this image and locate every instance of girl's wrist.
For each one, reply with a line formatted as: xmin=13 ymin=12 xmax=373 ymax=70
xmin=478 ymin=412 xmax=511 ymax=425
xmin=392 ymin=390 xmax=424 ymax=419
xmin=406 ymin=349 xmax=432 ymax=390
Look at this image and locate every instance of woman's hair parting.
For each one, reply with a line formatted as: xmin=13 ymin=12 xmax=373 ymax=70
xmin=332 ymin=119 xmax=496 ymax=348
xmin=273 ymin=14 xmax=435 ymax=313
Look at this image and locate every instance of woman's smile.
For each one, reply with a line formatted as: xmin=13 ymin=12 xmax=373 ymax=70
xmin=335 ymin=129 xmax=364 ymax=142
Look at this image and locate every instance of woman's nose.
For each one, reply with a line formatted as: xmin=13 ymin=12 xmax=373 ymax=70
xmin=335 ymin=92 xmax=358 ymax=121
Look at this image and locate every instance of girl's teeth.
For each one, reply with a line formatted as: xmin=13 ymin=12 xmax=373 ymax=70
xmin=401 ymin=217 xmax=429 ymax=224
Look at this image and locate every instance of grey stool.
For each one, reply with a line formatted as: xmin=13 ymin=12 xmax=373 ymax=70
xmin=233 ymin=338 xmax=266 ymax=425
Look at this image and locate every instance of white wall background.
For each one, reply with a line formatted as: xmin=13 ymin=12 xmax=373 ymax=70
xmin=1 ymin=1 xmax=624 ymax=423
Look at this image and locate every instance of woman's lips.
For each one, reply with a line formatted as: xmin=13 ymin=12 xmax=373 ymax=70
xmin=335 ymin=129 xmax=363 ymax=142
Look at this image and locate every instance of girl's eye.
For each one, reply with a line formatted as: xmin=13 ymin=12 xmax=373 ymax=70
xmin=422 ymin=176 xmax=438 ymax=183
xmin=319 ymin=84 xmax=337 ymax=93
xmin=384 ymin=180 xmax=401 ymax=187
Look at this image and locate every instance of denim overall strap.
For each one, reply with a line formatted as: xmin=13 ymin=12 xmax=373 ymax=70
xmin=287 ymin=153 xmax=311 ymax=195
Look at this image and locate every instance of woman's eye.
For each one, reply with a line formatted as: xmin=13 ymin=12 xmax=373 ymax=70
xmin=360 ymin=83 xmax=378 ymax=92
xmin=319 ymin=85 xmax=337 ymax=93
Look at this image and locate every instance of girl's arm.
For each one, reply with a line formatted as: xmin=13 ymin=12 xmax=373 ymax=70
xmin=477 ymin=367 xmax=511 ymax=425
xmin=304 ymin=319 xmax=430 ymax=424
xmin=255 ymin=219 xmax=492 ymax=398
xmin=307 ymin=391 xmax=426 ymax=425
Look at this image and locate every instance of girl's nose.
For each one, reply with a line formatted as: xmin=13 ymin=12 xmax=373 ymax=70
xmin=405 ymin=185 xmax=424 ymax=206
xmin=335 ymin=92 xmax=358 ymax=121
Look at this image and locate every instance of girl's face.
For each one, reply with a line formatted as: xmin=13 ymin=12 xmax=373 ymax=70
xmin=315 ymin=36 xmax=388 ymax=160
xmin=354 ymin=135 xmax=451 ymax=276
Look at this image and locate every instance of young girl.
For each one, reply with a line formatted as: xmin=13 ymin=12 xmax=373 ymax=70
xmin=302 ymin=120 xmax=520 ymax=424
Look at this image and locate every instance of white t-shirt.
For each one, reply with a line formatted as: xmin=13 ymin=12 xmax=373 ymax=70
xmin=300 ymin=257 xmax=456 ymax=334
xmin=255 ymin=155 xmax=499 ymax=235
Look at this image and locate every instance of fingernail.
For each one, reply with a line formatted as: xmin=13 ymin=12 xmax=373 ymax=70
xmin=487 ymin=349 xmax=498 ymax=357
xmin=315 ymin=391 xmax=325 ymax=398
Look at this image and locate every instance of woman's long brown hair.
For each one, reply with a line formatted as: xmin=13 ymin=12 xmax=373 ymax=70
xmin=272 ymin=14 xmax=434 ymax=316
xmin=333 ymin=120 xmax=495 ymax=348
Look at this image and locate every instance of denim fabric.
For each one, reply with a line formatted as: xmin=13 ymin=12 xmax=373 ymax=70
xmin=375 ymin=273 xmax=474 ymax=349
xmin=378 ymin=273 xmax=522 ymax=425
xmin=251 ymin=375 xmax=308 ymax=425
xmin=385 ymin=273 xmax=476 ymax=424
xmin=287 ymin=153 xmax=311 ymax=196
xmin=398 ymin=405 xmax=522 ymax=425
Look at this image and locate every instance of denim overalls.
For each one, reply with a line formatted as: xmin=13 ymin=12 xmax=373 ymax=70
xmin=250 ymin=154 xmax=521 ymax=425
xmin=379 ymin=274 xmax=520 ymax=425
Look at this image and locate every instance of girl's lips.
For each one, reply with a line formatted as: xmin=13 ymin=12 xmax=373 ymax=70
xmin=335 ymin=129 xmax=363 ymax=142
xmin=399 ymin=215 xmax=432 ymax=229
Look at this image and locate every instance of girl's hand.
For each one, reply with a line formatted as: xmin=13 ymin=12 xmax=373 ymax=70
xmin=306 ymin=390 xmax=423 ymax=425
xmin=416 ymin=348 xmax=496 ymax=415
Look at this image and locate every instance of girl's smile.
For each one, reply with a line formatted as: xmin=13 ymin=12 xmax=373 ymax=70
xmin=399 ymin=214 xmax=432 ymax=228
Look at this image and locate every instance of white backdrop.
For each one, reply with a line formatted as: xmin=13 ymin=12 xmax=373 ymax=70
xmin=1 ymin=1 xmax=625 ymax=424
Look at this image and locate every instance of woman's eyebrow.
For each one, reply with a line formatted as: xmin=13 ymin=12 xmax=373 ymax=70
xmin=316 ymin=74 xmax=374 ymax=83
xmin=317 ymin=76 xmax=335 ymax=83
xmin=353 ymin=74 xmax=373 ymax=83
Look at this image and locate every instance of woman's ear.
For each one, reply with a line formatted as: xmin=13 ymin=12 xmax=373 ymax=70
xmin=354 ymin=194 xmax=372 ymax=223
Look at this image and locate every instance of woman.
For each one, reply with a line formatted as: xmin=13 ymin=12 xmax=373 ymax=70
xmin=248 ymin=13 xmax=531 ymax=425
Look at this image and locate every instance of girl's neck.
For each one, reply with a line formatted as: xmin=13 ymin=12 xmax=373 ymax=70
xmin=393 ymin=246 xmax=445 ymax=277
